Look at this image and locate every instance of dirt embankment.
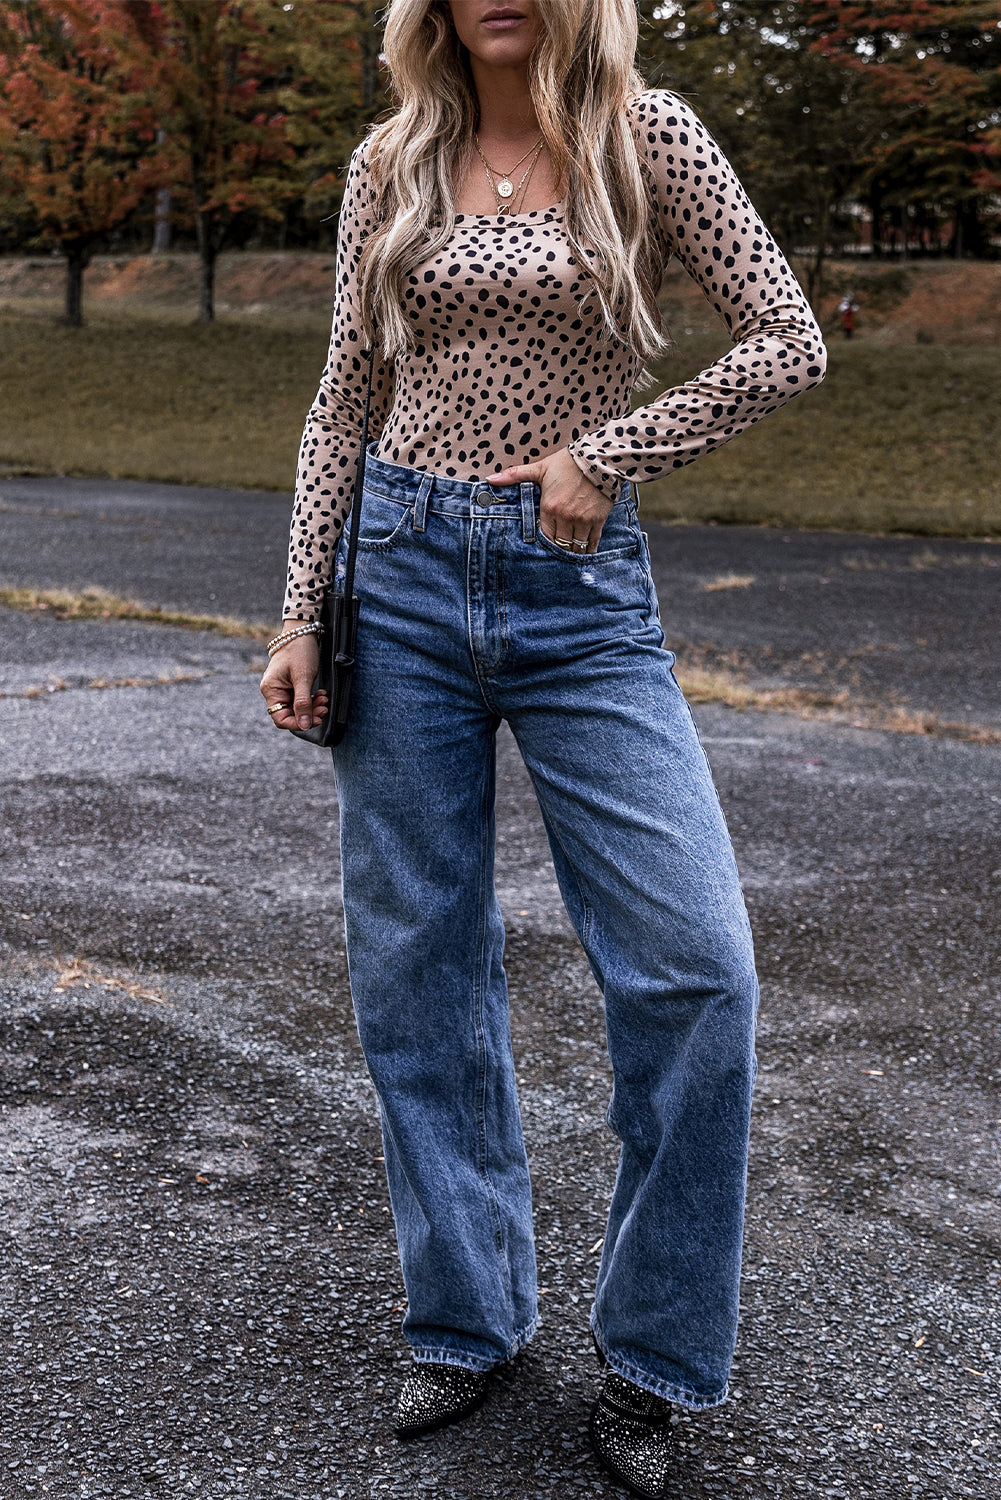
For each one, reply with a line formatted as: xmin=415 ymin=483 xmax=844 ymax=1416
xmin=0 ymin=252 xmax=339 ymax=320
xmin=663 ymin=257 xmax=1001 ymax=345
xmin=1 ymin=250 xmax=999 ymax=343
xmin=818 ymin=260 xmax=1001 ymax=344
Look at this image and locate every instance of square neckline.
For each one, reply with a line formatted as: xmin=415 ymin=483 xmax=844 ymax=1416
xmin=452 ymin=198 xmax=565 ymax=223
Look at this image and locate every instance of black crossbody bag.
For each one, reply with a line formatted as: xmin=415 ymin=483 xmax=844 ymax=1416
xmin=291 ymin=338 xmax=377 ymax=748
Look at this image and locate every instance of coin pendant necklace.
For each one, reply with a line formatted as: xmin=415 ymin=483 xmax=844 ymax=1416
xmin=504 ymin=141 xmax=543 ymax=215
xmin=474 ymin=134 xmax=544 ymax=209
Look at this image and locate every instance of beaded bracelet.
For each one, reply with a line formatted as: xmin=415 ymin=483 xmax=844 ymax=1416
xmin=267 ymin=621 xmax=321 ymax=658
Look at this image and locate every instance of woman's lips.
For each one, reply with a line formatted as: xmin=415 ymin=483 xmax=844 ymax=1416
xmin=482 ymin=15 xmax=525 ymax=28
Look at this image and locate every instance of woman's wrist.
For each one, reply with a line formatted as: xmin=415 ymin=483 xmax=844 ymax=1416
xmin=268 ymin=620 xmax=321 ymax=659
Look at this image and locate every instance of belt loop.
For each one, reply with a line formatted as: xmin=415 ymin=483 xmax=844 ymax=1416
xmin=631 ymin=479 xmax=640 ymax=512
xmin=520 ymin=481 xmax=536 ymax=544
xmin=412 ymin=470 xmax=433 ymax=533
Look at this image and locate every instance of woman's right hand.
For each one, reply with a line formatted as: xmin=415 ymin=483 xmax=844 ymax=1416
xmin=259 ymin=629 xmax=329 ymax=732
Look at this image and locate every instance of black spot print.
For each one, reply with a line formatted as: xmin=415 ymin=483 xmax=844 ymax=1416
xmin=283 ymin=90 xmax=827 ymax=620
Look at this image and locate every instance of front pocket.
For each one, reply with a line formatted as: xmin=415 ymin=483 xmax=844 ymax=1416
xmin=535 ymin=523 xmax=639 ymax=565
xmin=355 ymin=494 xmax=413 ymax=551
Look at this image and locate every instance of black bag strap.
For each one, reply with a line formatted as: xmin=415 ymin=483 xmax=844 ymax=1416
xmin=340 ymin=333 xmax=378 ymax=612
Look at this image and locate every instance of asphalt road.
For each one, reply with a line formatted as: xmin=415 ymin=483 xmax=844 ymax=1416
xmin=2 ymin=475 xmax=998 ymax=726
xmin=0 ymin=479 xmax=998 ymax=1500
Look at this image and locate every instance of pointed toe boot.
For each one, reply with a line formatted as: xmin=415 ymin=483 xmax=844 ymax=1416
xmin=588 ymin=1371 xmax=677 ymax=1498
xmin=393 ymin=1361 xmax=489 ymax=1439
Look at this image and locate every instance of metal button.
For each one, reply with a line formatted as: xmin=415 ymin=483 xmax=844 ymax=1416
xmin=473 ymin=486 xmax=494 ymax=507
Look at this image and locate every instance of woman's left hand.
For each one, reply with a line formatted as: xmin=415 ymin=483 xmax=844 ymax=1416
xmin=487 ymin=448 xmax=614 ymax=554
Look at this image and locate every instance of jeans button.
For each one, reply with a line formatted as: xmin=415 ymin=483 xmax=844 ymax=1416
xmin=473 ymin=486 xmax=493 ymax=507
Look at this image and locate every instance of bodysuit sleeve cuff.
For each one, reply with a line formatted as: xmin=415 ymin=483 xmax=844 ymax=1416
xmin=567 ymin=445 xmax=626 ymax=506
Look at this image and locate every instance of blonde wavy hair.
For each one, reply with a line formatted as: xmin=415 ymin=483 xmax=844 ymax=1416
xmin=357 ymin=0 xmax=669 ymax=372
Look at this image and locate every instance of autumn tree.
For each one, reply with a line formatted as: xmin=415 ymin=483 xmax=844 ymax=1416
xmin=278 ymin=0 xmax=390 ymax=240
xmin=123 ymin=0 xmax=298 ymax=321
xmin=808 ymin=1 xmax=1001 ymax=256
xmin=637 ymin=1 xmax=887 ymax=298
xmin=0 ymin=0 xmax=162 ymax=324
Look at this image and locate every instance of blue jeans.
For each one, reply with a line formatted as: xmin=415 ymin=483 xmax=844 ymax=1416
xmin=331 ymin=445 xmax=758 ymax=1410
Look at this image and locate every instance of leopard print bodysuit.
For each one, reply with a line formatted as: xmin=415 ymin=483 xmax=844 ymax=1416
xmin=283 ymin=90 xmax=827 ymax=621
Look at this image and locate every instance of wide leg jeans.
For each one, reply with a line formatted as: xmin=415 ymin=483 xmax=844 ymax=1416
xmin=330 ymin=446 xmax=759 ymax=1410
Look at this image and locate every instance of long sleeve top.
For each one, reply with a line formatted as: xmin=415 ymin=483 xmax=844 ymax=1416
xmin=282 ymin=89 xmax=827 ymax=620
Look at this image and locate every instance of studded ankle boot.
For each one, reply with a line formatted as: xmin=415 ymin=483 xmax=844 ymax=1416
xmin=393 ymin=1361 xmax=489 ymax=1439
xmin=588 ymin=1371 xmax=677 ymax=1498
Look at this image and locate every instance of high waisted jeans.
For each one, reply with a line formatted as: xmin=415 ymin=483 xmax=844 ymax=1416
xmin=330 ymin=444 xmax=758 ymax=1410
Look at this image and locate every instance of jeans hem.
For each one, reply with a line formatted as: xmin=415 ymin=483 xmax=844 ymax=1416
xmin=590 ymin=1316 xmax=729 ymax=1411
xmin=409 ymin=1313 xmax=540 ymax=1373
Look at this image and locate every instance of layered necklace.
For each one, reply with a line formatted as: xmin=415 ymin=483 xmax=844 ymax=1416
xmin=473 ymin=133 xmax=546 ymax=215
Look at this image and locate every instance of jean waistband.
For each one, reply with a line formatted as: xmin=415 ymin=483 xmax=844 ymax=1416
xmin=363 ymin=441 xmax=634 ymax=517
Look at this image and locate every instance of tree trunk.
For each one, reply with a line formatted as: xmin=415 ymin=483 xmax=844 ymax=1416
xmin=955 ymin=198 xmax=984 ymax=259
xmin=869 ymin=30 xmax=885 ymax=259
xmin=195 ymin=208 xmax=217 ymax=322
xmin=152 ymin=129 xmax=171 ymax=253
xmin=806 ymin=196 xmax=830 ymax=307
xmin=63 ymin=241 xmax=90 ymax=326
xmin=198 ymin=244 xmax=216 ymax=322
xmin=869 ymin=182 xmax=882 ymax=258
xmin=153 ymin=186 xmax=172 ymax=253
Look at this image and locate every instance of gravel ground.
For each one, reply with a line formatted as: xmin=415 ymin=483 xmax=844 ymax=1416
xmin=644 ymin=524 xmax=1000 ymax=730
xmin=0 ymin=480 xmax=998 ymax=1499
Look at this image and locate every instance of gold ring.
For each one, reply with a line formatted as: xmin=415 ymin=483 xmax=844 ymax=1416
xmin=554 ymin=537 xmax=573 ymax=549
xmin=267 ymin=703 xmax=290 ymax=716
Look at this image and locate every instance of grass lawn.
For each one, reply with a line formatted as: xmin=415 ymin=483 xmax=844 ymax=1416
xmin=1 ymin=309 xmax=998 ymax=535
xmin=642 ymin=333 xmax=1000 ymax=535
xmin=0 ymin=310 xmax=327 ymax=493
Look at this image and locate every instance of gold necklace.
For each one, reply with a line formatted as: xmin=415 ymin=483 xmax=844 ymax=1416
xmin=473 ymin=133 xmax=543 ymax=196
xmin=505 ymin=142 xmax=543 ymax=215
xmin=474 ymin=134 xmax=544 ymax=207
xmin=474 ymin=139 xmax=543 ymax=214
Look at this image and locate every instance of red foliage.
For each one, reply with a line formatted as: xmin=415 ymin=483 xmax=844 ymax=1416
xmin=807 ymin=0 xmax=1001 ymax=198
xmin=0 ymin=0 xmax=164 ymax=247
xmin=120 ymin=0 xmax=296 ymax=226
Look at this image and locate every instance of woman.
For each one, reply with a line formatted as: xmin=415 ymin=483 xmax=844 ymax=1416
xmin=261 ymin=1 xmax=826 ymax=1494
